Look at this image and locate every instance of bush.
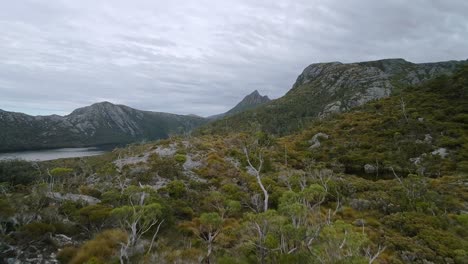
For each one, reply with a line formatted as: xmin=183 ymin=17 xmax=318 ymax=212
xmin=149 ymin=155 xmax=183 ymax=179
xmin=174 ymin=154 xmax=187 ymax=164
xmin=57 ymin=246 xmax=78 ymax=264
xmin=79 ymin=185 xmax=102 ymax=198
xmin=78 ymin=205 xmax=112 ymax=230
xmin=70 ymin=229 xmax=127 ymax=264
xmin=166 ymin=180 xmax=186 ymax=198
xmin=20 ymin=222 xmax=56 ymax=238
xmin=0 ymin=159 xmax=38 ymax=185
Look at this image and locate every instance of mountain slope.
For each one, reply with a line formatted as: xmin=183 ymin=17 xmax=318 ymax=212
xmin=0 ymin=102 xmax=206 ymax=151
xmin=208 ymin=90 xmax=270 ymax=120
xmin=200 ymin=58 xmax=467 ymax=135
xmin=284 ymin=65 xmax=468 ymax=176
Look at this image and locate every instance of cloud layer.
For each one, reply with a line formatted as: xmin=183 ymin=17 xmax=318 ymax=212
xmin=1 ymin=0 xmax=467 ymax=116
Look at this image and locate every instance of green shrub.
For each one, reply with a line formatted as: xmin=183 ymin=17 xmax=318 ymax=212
xmin=57 ymin=246 xmax=78 ymax=264
xmin=79 ymin=185 xmax=102 ymax=198
xmin=20 ymin=222 xmax=56 ymax=238
xmin=70 ymin=229 xmax=127 ymax=264
xmin=174 ymin=154 xmax=187 ymax=164
xmin=0 ymin=159 xmax=38 ymax=185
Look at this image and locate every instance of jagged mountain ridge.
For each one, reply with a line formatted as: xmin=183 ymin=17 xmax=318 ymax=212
xmin=0 ymin=102 xmax=206 ymax=151
xmin=201 ymin=58 xmax=468 ymax=135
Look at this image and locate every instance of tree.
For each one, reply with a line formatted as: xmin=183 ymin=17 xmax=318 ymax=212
xmin=111 ymin=191 xmax=164 ymax=263
xmin=179 ymin=212 xmax=224 ymax=263
xmin=243 ymin=145 xmax=269 ymax=212
xmin=48 ymin=167 xmax=73 ymax=191
xmin=244 ymin=210 xmax=286 ymax=264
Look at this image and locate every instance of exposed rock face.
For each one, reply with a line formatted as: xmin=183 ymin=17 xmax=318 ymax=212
xmin=291 ymin=58 xmax=467 ymax=117
xmin=0 ymin=102 xmax=206 ymax=151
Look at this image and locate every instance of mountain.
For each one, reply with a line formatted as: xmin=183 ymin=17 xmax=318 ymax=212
xmin=0 ymin=102 xmax=206 ymax=151
xmin=208 ymin=90 xmax=270 ymax=120
xmin=200 ymin=58 xmax=468 ymax=135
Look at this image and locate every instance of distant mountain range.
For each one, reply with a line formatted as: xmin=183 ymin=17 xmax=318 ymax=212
xmin=0 ymin=91 xmax=270 ymax=151
xmin=201 ymin=58 xmax=468 ymax=135
xmin=0 ymin=102 xmax=206 ymax=151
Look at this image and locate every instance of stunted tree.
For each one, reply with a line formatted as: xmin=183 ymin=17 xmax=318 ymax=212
xmin=244 ymin=210 xmax=286 ymax=264
xmin=243 ymin=131 xmax=272 ymax=212
xmin=111 ymin=190 xmax=164 ymax=263
xmin=179 ymin=212 xmax=225 ymax=263
xmin=47 ymin=167 xmax=73 ymax=191
xmin=244 ymin=147 xmax=269 ymax=212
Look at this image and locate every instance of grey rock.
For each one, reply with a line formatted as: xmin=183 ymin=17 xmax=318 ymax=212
xmin=154 ymin=144 xmax=177 ymax=157
xmin=308 ymin=132 xmax=329 ymax=149
xmin=431 ymin=148 xmax=448 ymax=158
xmin=47 ymin=192 xmax=101 ymax=205
xmin=183 ymin=155 xmax=202 ymax=170
xmin=364 ymin=164 xmax=376 ymax=174
xmin=424 ymin=134 xmax=433 ymax=143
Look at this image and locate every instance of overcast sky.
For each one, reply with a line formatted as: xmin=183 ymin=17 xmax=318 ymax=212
xmin=1 ymin=0 xmax=467 ymax=116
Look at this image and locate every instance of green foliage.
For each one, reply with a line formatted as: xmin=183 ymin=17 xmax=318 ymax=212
xmin=166 ymin=180 xmax=186 ymax=198
xmin=20 ymin=222 xmax=56 ymax=238
xmin=111 ymin=202 xmax=163 ymax=227
xmin=79 ymin=185 xmax=102 ymax=198
xmin=149 ymin=154 xmax=183 ymax=179
xmin=174 ymin=154 xmax=187 ymax=163
xmin=0 ymin=159 xmax=38 ymax=185
xmin=50 ymin=167 xmax=74 ymax=177
xmin=78 ymin=205 xmax=112 ymax=230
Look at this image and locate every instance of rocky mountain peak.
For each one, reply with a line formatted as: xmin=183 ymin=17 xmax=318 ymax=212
xmin=245 ymin=90 xmax=270 ymax=102
xmin=225 ymin=90 xmax=270 ymax=115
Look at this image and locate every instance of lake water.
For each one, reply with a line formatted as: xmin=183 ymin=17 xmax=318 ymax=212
xmin=0 ymin=147 xmax=112 ymax=161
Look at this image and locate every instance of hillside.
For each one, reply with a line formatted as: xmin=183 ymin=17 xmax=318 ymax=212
xmin=0 ymin=65 xmax=467 ymax=264
xmin=0 ymin=102 xmax=206 ymax=151
xmin=201 ymin=58 xmax=467 ymax=135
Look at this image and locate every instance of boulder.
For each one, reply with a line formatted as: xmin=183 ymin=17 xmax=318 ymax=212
xmin=364 ymin=164 xmax=376 ymax=174
xmin=46 ymin=192 xmax=101 ymax=205
xmin=308 ymin=132 xmax=329 ymax=149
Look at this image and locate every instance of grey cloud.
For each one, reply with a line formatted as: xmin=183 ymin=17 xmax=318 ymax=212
xmin=0 ymin=0 xmax=467 ymax=117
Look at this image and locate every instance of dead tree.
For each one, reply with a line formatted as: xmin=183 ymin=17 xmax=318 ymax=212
xmin=243 ymin=147 xmax=269 ymax=212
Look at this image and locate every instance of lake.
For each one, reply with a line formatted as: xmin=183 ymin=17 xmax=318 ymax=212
xmin=0 ymin=146 xmax=113 ymax=161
